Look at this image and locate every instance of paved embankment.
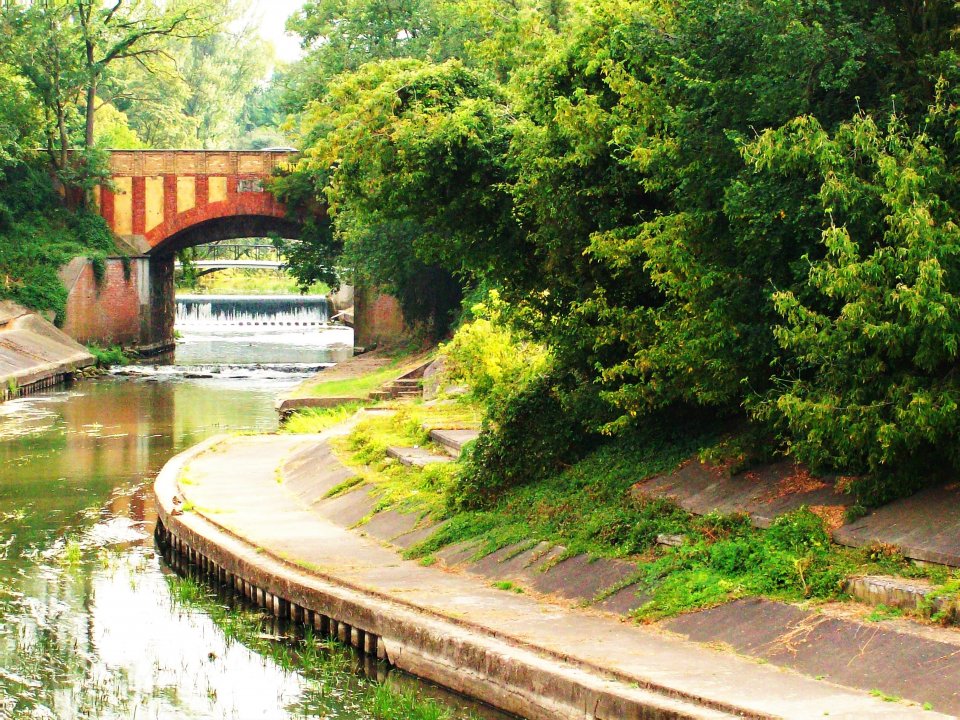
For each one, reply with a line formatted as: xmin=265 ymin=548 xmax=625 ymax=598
xmin=0 ymin=301 xmax=95 ymax=401
xmin=634 ymin=453 xmax=960 ymax=568
xmin=154 ymin=427 xmax=946 ymax=720
xmin=276 ymin=349 xmax=433 ymax=416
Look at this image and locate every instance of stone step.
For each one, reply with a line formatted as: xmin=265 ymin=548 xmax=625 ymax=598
xmin=845 ymin=575 xmax=957 ymax=620
xmin=429 ymin=429 xmax=480 ymax=457
xmin=368 ymin=390 xmax=392 ymax=401
xmin=392 ymin=378 xmax=422 ymax=387
xmin=386 ymin=446 xmax=453 ymax=468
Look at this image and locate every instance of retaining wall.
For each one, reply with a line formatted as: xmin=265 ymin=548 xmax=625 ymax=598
xmin=0 ymin=301 xmax=95 ymax=401
xmin=154 ymin=438 xmax=735 ymax=720
xmin=353 ymin=287 xmax=407 ymax=348
xmin=60 ymin=256 xmax=174 ymax=354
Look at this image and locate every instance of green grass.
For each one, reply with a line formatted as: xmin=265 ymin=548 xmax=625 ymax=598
xmin=330 ymin=401 xmax=950 ymax=622
xmin=57 ymin=538 xmax=84 ymax=566
xmin=87 ymin=343 xmax=131 ymax=367
xmin=869 ymin=689 xmax=902 ymax=703
xmin=293 ymin=364 xmax=411 ymax=400
xmin=865 ymin=604 xmax=905 ymax=622
xmin=283 ymin=403 xmax=367 ymax=433
xmin=331 ymin=408 xmax=457 ymax=516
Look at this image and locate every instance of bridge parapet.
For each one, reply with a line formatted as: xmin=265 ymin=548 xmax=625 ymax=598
xmin=106 ymin=150 xmax=297 ymax=177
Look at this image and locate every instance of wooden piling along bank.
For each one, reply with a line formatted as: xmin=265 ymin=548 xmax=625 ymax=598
xmin=155 ymin=520 xmax=383 ymax=661
xmin=1 ymin=371 xmax=78 ymax=402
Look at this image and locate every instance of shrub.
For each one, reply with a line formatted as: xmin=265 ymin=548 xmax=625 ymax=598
xmin=438 ymin=290 xmax=550 ymax=405
xmin=750 ymin=110 xmax=960 ymax=501
xmin=766 ymin=506 xmax=832 ymax=555
xmin=452 ymin=371 xmax=592 ymax=509
xmin=87 ymin=344 xmax=130 ymax=367
xmin=0 ymin=163 xmax=117 ymax=323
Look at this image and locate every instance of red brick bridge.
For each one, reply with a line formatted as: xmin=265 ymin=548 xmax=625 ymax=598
xmin=95 ymin=150 xmax=301 ymax=255
xmin=61 ymin=150 xmax=403 ymax=352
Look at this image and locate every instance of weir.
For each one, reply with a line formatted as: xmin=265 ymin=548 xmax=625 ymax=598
xmin=176 ymin=295 xmax=330 ymax=329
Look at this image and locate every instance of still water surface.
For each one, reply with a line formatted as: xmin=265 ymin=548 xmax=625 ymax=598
xmin=0 ymin=326 xmax=495 ymax=719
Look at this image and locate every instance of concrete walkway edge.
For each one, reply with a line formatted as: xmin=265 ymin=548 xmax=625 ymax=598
xmin=155 ymin=434 xmax=742 ymax=720
xmin=154 ymin=433 xmax=951 ymax=720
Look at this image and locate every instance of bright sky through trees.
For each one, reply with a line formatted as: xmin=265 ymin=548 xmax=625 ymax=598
xmin=250 ymin=0 xmax=303 ymax=63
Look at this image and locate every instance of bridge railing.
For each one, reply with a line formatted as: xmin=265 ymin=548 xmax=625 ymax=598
xmin=106 ymin=149 xmax=298 ymax=177
xmin=191 ymin=244 xmax=284 ymax=263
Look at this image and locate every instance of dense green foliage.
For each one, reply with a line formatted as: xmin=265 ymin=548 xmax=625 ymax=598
xmin=750 ymin=110 xmax=960 ymax=500
xmin=86 ymin=343 xmax=131 ymax=367
xmin=276 ymin=0 xmax=960 ymax=500
xmin=438 ymin=292 xmax=549 ymax=405
xmin=0 ymin=164 xmax=114 ymax=321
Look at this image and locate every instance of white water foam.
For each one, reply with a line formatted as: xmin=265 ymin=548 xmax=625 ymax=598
xmin=176 ymin=294 xmax=331 ymax=330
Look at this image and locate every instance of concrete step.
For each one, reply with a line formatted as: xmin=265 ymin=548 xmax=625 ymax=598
xmin=429 ymin=429 xmax=480 ymax=457
xmin=368 ymin=391 xmax=392 ymax=401
xmin=845 ymin=575 xmax=957 ymax=620
xmin=386 ymin=446 xmax=453 ymax=468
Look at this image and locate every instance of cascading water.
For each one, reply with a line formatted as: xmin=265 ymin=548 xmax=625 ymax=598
xmin=170 ymin=294 xmax=354 ymax=368
xmin=176 ymin=295 xmax=330 ymax=329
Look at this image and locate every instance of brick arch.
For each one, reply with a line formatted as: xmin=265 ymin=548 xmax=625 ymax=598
xmin=145 ymin=178 xmax=292 ymax=252
xmin=96 ymin=150 xmax=302 ymax=254
xmin=150 ymin=214 xmax=303 ymax=256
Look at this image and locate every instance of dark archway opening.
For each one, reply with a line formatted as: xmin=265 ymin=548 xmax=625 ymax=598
xmin=146 ymin=214 xmax=307 ymax=349
xmin=149 ymin=215 xmax=303 ymax=258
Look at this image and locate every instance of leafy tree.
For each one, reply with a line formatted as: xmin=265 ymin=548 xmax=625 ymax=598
xmin=93 ymin=101 xmax=143 ymax=148
xmin=272 ymin=0 xmax=960 ymax=498
xmin=748 ymin=106 xmax=960 ymax=499
xmin=281 ymin=59 xmax=515 ymax=331
xmin=0 ymin=65 xmax=43 ymax=170
xmin=289 ymin=0 xmax=439 ymax=71
xmin=73 ymin=0 xmax=221 ymax=149
xmin=1 ymin=1 xmax=86 ymax=182
xmin=282 ymin=0 xmax=564 ymax=112
xmin=110 ymin=18 xmax=278 ymax=149
xmin=1 ymin=0 xmax=229 ymax=191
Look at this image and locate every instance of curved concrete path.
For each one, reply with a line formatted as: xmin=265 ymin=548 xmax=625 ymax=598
xmin=157 ymin=428 xmax=947 ymax=720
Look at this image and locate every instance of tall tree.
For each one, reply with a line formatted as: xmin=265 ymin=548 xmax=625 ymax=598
xmin=0 ymin=0 xmax=225 ymax=196
xmin=1 ymin=1 xmax=84 ymax=181
xmin=73 ymin=0 xmax=222 ymax=149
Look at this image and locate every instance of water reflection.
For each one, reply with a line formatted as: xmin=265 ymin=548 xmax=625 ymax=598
xmin=0 ymin=335 xmax=494 ymax=718
xmin=0 ymin=376 xmax=297 ymax=719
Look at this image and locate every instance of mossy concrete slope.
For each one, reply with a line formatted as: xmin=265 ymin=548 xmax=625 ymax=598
xmin=0 ymin=301 xmax=95 ymax=399
xmin=155 ymin=430 xmax=946 ymax=720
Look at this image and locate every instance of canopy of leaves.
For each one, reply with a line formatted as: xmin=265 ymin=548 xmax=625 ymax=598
xmin=277 ymin=0 xmax=960 ymax=499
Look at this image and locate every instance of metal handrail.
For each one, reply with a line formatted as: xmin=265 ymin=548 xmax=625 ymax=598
xmin=191 ymin=244 xmax=282 ymax=262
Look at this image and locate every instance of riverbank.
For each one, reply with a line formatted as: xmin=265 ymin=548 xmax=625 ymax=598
xmin=156 ymin=423 xmax=949 ymax=719
xmin=0 ymin=301 xmax=95 ymax=401
xmin=276 ymin=348 xmax=434 ymax=417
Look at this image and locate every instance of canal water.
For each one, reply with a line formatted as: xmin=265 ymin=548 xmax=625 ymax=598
xmin=0 ymin=316 xmax=499 ymax=719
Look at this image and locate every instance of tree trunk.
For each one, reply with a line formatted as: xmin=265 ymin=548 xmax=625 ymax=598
xmin=85 ymin=81 xmax=96 ymax=149
xmin=57 ymin=104 xmax=68 ymax=175
xmin=85 ymin=36 xmax=96 ymax=149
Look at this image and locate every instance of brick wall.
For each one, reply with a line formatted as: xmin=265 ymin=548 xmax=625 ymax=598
xmin=61 ymin=257 xmax=173 ymax=351
xmin=354 ymin=286 xmax=407 ymax=347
